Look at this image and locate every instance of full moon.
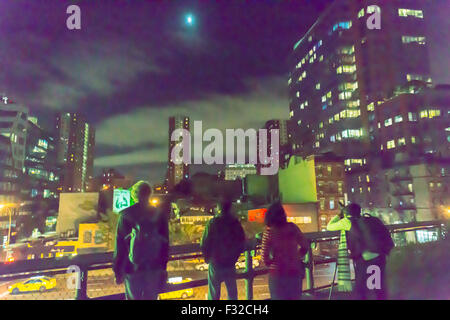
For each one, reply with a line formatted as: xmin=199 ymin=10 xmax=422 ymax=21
xmin=185 ymin=14 xmax=194 ymax=26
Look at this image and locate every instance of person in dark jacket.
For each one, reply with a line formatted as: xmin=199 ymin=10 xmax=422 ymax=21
xmin=327 ymin=203 xmax=390 ymax=300
xmin=200 ymin=200 xmax=246 ymax=300
xmin=113 ymin=181 xmax=169 ymax=300
xmin=261 ymin=201 xmax=309 ymax=300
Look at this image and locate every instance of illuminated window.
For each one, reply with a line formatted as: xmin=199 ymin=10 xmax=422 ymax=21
xmin=316 ymin=83 xmax=321 ymax=90
xmin=398 ymin=8 xmax=423 ymax=18
xmin=387 ymin=140 xmax=396 ymax=149
xmin=411 ymin=136 xmax=416 ymax=144
xmin=398 ymin=137 xmax=406 ymax=146
xmin=402 ymin=36 xmax=426 ymax=45
xmin=367 ymin=5 xmax=381 ymax=13
xmin=332 ymin=21 xmax=352 ymax=32
xmin=367 ymin=102 xmax=375 ymax=111
xmin=358 ymin=8 xmax=364 ymax=18
xmin=339 ymin=91 xmax=352 ymax=100
xmin=394 ymin=115 xmax=403 ymax=123
xmin=384 ymin=118 xmax=393 ymax=127
xmin=336 ymin=65 xmax=356 ymax=74
xmin=408 ymin=112 xmax=417 ymax=121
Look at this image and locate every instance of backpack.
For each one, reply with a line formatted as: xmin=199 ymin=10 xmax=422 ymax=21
xmin=127 ymin=215 xmax=167 ymax=268
xmin=207 ymin=216 xmax=245 ymax=266
xmin=353 ymin=214 xmax=394 ymax=255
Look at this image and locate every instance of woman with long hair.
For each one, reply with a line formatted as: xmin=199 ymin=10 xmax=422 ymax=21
xmin=261 ymin=201 xmax=310 ymax=300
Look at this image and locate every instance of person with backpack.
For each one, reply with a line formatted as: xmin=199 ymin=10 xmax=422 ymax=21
xmin=200 ymin=200 xmax=246 ymax=300
xmin=327 ymin=203 xmax=394 ymax=300
xmin=113 ymin=181 xmax=169 ymax=300
xmin=261 ymin=201 xmax=309 ymax=300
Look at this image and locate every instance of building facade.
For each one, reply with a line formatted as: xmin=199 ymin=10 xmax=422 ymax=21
xmin=56 ymin=113 xmax=95 ymax=193
xmin=224 ymin=164 xmax=257 ymax=181
xmin=0 ymin=95 xmax=28 ymax=204
xmin=166 ymin=115 xmax=190 ymax=190
xmin=22 ymin=119 xmax=60 ymax=200
xmin=289 ymin=0 xmax=431 ymax=163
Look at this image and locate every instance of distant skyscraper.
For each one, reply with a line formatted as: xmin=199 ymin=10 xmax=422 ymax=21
xmin=0 ymin=95 xmax=28 ymax=203
xmin=56 ymin=113 xmax=95 ymax=193
xmin=166 ymin=115 xmax=190 ymax=190
xmin=24 ymin=119 xmax=60 ymax=200
xmin=257 ymin=119 xmax=289 ymax=174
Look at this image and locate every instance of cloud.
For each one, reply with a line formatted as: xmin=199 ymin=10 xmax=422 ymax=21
xmin=94 ymin=75 xmax=289 ymax=171
xmin=36 ymin=39 xmax=161 ymax=110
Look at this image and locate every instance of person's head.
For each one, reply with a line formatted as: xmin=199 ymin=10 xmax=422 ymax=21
xmin=131 ymin=181 xmax=152 ymax=205
xmin=264 ymin=201 xmax=287 ymax=227
xmin=345 ymin=203 xmax=361 ymax=218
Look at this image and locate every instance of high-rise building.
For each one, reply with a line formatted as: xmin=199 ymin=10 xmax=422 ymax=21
xmin=166 ymin=115 xmax=190 ymax=190
xmin=56 ymin=113 xmax=95 ymax=193
xmin=287 ymin=0 xmax=446 ymax=223
xmin=347 ymin=83 xmax=449 ymax=223
xmin=23 ymin=119 xmax=60 ymax=200
xmin=0 ymin=95 xmax=28 ymax=204
xmin=289 ymin=0 xmax=431 ymax=162
xmin=257 ymin=119 xmax=290 ymax=174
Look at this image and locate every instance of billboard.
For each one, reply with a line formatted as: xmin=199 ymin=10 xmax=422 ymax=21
xmin=56 ymin=193 xmax=99 ymax=236
xmin=113 ymin=189 xmax=131 ymax=213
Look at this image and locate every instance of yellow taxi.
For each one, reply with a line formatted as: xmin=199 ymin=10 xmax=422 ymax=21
xmin=8 ymin=276 xmax=56 ymax=295
xmin=158 ymin=277 xmax=194 ymax=300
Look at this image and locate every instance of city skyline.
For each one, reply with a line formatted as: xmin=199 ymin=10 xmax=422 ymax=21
xmin=0 ymin=0 xmax=449 ymax=183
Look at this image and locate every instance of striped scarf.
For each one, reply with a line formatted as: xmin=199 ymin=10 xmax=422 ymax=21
xmin=337 ymin=230 xmax=352 ymax=292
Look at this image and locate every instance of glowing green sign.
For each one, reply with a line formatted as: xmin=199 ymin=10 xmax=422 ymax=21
xmin=113 ymin=189 xmax=131 ymax=213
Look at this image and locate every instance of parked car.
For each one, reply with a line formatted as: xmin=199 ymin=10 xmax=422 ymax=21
xmin=158 ymin=277 xmax=194 ymax=300
xmin=8 ymin=276 xmax=56 ymax=294
xmin=195 ymin=262 xmax=209 ymax=271
xmin=235 ymin=259 xmax=260 ymax=269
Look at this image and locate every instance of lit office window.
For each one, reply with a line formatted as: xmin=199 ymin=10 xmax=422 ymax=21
xmin=398 ymin=137 xmax=406 ymax=146
xmin=398 ymin=8 xmax=423 ymax=18
xmin=387 ymin=140 xmax=396 ymax=149
xmin=402 ymin=36 xmax=426 ymax=45
xmin=394 ymin=115 xmax=403 ymax=123
xmin=358 ymin=8 xmax=364 ymax=18
xmin=384 ymin=118 xmax=393 ymax=127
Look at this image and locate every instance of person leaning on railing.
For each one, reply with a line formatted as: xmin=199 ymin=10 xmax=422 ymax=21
xmin=261 ymin=201 xmax=309 ymax=300
xmin=326 ymin=203 xmax=394 ymax=300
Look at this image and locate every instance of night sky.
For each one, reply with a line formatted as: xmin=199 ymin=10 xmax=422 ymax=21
xmin=1 ymin=0 xmax=448 ymax=183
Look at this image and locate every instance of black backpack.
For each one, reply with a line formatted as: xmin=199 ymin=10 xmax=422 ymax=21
xmin=126 ymin=213 xmax=167 ymax=268
xmin=353 ymin=214 xmax=394 ymax=255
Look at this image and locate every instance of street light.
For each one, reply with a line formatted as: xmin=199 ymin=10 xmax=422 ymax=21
xmin=0 ymin=203 xmax=20 ymax=248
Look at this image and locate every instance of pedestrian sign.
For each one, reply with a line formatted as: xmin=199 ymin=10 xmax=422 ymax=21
xmin=113 ymin=189 xmax=131 ymax=213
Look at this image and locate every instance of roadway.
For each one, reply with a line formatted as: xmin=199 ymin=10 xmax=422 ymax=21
xmin=0 ymin=260 xmax=352 ymax=300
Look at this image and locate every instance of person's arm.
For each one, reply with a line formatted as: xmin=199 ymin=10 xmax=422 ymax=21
xmin=295 ymin=226 xmax=310 ymax=258
xmin=158 ymin=213 xmax=170 ymax=270
xmin=113 ymin=213 xmax=128 ymax=284
xmin=261 ymin=227 xmax=272 ymax=267
xmin=326 ymin=215 xmax=351 ymax=231
xmin=200 ymin=219 xmax=213 ymax=262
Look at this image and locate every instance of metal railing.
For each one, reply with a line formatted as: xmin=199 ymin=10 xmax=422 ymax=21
xmin=0 ymin=220 xmax=445 ymax=300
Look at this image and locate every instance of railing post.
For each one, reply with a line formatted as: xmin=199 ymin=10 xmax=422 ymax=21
xmin=304 ymin=242 xmax=314 ymax=295
xmin=244 ymin=250 xmax=253 ymax=300
xmin=75 ymin=265 xmax=88 ymax=300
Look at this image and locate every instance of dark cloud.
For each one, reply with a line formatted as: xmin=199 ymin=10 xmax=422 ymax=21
xmin=1 ymin=0 xmax=448 ymax=184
